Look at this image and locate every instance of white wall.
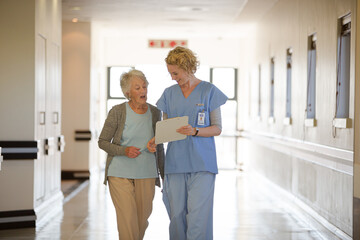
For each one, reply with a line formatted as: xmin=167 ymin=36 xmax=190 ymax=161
xmin=62 ymin=21 xmax=92 ymax=172
xmin=0 ymin=0 xmax=35 ymax=140
xmin=237 ymin=0 xmax=355 ymax=236
xmin=353 ymin=1 xmax=360 ymax=238
xmin=0 ymin=0 xmax=63 ymax=225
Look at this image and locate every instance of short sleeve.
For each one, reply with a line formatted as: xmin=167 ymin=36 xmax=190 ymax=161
xmin=156 ymin=89 xmax=168 ymax=113
xmin=209 ymin=85 xmax=228 ymax=112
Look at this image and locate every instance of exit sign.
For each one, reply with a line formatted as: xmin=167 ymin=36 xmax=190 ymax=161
xmin=148 ymin=39 xmax=188 ymax=48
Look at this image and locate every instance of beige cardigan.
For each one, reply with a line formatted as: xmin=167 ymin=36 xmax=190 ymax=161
xmin=98 ymin=102 xmax=165 ymax=187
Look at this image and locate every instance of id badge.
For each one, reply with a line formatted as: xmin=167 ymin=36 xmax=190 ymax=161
xmin=198 ymin=112 xmax=205 ymax=125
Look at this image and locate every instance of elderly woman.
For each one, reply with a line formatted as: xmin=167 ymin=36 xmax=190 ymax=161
xmin=149 ymin=46 xmax=227 ymax=240
xmin=98 ymin=69 xmax=164 ymax=240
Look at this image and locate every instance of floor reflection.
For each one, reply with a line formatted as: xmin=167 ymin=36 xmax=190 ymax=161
xmin=0 ymin=170 xmax=343 ymax=240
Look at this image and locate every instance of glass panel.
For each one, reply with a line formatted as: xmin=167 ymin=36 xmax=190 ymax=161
xmin=212 ymin=68 xmax=235 ymax=99
xmin=286 ymin=51 xmax=292 ymax=118
xmin=258 ymin=65 xmax=262 ymax=117
xmin=134 ymin=64 xmax=209 ymax=105
xmin=220 ymin=100 xmax=237 ymax=135
xmin=109 ymin=66 xmax=133 ymax=98
xmin=107 ymin=99 xmax=127 ymax=112
xmin=215 ymin=99 xmax=237 ymax=169
xmin=135 ymin=64 xmax=173 ymax=105
xmin=270 ymin=59 xmax=275 ymax=117
xmin=307 ymin=39 xmax=316 ymax=119
xmin=336 ymin=32 xmax=351 ymax=118
xmin=196 ymin=65 xmax=210 ymax=82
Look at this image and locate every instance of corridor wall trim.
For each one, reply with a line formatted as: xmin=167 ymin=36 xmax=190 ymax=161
xmin=239 ymin=130 xmax=353 ymax=175
xmin=0 ymin=209 xmax=36 ymax=229
xmin=0 ymin=141 xmax=38 ymax=160
xmin=74 ymin=130 xmax=92 ymax=141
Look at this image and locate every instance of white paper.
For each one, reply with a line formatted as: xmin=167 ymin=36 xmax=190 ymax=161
xmin=155 ymin=116 xmax=188 ymax=144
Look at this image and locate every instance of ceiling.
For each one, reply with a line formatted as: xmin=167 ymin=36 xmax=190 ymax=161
xmin=62 ymin=0 xmax=278 ymax=37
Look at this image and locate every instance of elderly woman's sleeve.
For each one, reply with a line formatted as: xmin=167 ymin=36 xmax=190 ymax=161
xmin=155 ymin=110 xmax=165 ymax=179
xmin=98 ymin=108 xmax=127 ymax=156
xmin=156 ymin=143 xmax=165 ymax=179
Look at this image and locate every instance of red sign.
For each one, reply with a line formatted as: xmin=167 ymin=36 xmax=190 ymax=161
xmin=148 ymin=40 xmax=188 ymax=48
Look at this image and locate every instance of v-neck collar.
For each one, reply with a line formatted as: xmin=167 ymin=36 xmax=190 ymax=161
xmin=178 ymin=81 xmax=203 ymax=99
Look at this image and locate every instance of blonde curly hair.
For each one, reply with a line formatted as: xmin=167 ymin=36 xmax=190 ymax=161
xmin=165 ymin=46 xmax=200 ymax=74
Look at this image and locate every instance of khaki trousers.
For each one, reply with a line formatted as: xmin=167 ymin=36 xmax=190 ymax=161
xmin=108 ymin=177 xmax=156 ymax=240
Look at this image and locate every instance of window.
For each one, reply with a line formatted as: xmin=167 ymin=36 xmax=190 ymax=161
xmin=196 ymin=65 xmax=210 ymax=82
xmin=211 ymin=68 xmax=237 ymax=100
xmin=107 ymin=66 xmax=133 ymax=110
xmin=210 ymin=67 xmax=238 ymax=169
xmin=305 ymin=34 xmax=317 ymax=127
xmin=333 ymin=14 xmax=351 ymax=129
xmin=258 ymin=65 xmax=262 ymax=120
xmin=135 ymin=64 xmax=173 ymax=105
xmin=285 ymin=48 xmax=292 ymax=124
xmin=248 ymin=74 xmax=252 ymax=117
xmin=269 ymin=58 xmax=275 ymax=122
xmin=210 ymin=67 xmax=237 ymax=132
xmin=108 ymin=66 xmax=133 ymax=99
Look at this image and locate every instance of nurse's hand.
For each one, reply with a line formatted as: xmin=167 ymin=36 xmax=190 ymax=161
xmin=176 ymin=124 xmax=195 ymax=136
xmin=147 ymin=137 xmax=157 ymax=153
xmin=125 ymin=146 xmax=141 ymax=158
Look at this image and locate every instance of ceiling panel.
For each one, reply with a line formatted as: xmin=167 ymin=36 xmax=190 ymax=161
xmin=62 ymin=0 xmax=278 ymax=36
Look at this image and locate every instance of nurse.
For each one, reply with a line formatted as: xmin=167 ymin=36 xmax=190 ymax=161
xmin=154 ymin=46 xmax=227 ymax=240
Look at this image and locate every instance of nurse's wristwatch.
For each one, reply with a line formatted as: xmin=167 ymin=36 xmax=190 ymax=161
xmin=192 ymin=127 xmax=199 ymax=136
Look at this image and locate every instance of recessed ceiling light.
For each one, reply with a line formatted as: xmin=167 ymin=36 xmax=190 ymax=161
xmin=166 ymin=6 xmax=208 ymax=12
xmin=191 ymin=7 xmax=204 ymax=11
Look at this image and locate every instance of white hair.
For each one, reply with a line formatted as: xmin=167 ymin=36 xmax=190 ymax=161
xmin=120 ymin=69 xmax=149 ymax=99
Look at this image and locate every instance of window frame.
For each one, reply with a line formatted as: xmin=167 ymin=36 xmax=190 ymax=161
xmin=257 ymin=64 xmax=262 ymax=121
xmin=269 ymin=58 xmax=275 ymax=124
xmin=210 ymin=67 xmax=237 ymax=101
xmin=107 ymin=66 xmax=134 ymax=100
xmin=305 ymin=33 xmax=317 ymax=127
xmin=333 ymin=13 xmax=352 ymax=129
xmin=284 ymin=48 xmax=293 ymax=125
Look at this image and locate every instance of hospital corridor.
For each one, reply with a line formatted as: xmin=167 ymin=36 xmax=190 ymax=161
xmin=0 ymin=0 xmax=360 ymax=239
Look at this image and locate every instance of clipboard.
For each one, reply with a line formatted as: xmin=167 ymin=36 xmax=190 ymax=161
xmin=155 ymin=116 xmax=188 ymax=144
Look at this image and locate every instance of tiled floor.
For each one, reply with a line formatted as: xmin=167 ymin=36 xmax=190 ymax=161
xmin=0 ymin=170 xmax=345 ymax=240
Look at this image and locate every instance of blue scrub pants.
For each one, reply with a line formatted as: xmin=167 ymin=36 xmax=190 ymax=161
xmin=163 ymin=172 xmax=216 ymax=240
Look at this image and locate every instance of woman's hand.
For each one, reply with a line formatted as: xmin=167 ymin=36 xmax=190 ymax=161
xmin=125 ymin=146 xmax=141 ymax=158
xmin=176 ymin=124 xmax=195 ymax=136
xmin=147 ymin=137 xmax=157 ymax=153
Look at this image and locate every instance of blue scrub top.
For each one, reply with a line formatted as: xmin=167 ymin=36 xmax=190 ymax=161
xmin=157 ymin=81 xmax=227 ymax=174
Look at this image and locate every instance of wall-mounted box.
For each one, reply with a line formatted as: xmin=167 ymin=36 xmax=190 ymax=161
xmin=268 ymin=117 xmax=275 ymax=124
xmin=305 ymin=118 xmax=317 ymax=127
xmin=283 ymin=117 xmax=292 ymax=125
xmin=333 ymin=118 xmax=352 ymax=129
xmin=0 ymin=147 xmax=2 ymax=171
xmin=58 ymin=135 xmax=65 ymax=152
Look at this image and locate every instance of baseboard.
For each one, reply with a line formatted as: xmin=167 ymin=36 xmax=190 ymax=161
xmin=0 ymin=191 xmax=64 ymax=230
xmin=34 ymin=190 xmax=64 ymax=228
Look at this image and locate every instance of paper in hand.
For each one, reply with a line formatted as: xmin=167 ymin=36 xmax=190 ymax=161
xmin=155 ymin=116 xmax=188 ymax=144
